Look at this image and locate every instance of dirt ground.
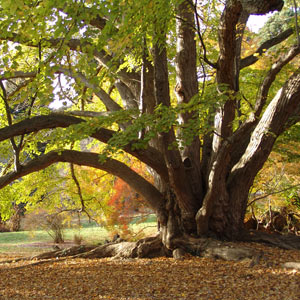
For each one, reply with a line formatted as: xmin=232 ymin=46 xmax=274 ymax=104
xmin=0 ymin=242 xmax=299 ymax=300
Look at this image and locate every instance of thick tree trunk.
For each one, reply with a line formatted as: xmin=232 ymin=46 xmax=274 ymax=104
xmin=175 ymin=1 xmax=203 ymax=206
xmin=206 ymin=71 xmax=300 ymax=239
xmin=153 ymin=36 xmax=199 ymax=235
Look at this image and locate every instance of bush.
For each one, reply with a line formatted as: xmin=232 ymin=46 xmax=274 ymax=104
xmin=0 ymin=223 xmax=10 ymax=232
xmin=21 ymin=210 xmax=66 ymax=243
xmin=45 ymin=214 xmax=65 ymax=243
xmin=73 ymin=234 xmax=83 ymax=245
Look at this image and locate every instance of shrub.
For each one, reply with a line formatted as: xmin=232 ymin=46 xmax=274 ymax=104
xmin=0 ymin=223 xmax=10 ymax=232
xmin=45 ymin=214 xmax=65 ymax=243
xmin=73 ymin=234 xmax=83 ymax=245
xmin=22 ymin=210 xmax=66 ymax=243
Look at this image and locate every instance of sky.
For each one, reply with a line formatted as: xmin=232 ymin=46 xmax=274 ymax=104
xmin=247 ymin=14 xmax=271 ymax=33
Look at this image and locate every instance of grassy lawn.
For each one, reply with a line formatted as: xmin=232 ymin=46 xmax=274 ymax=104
xmin=0 ymin=215 xmax=157 ymax=256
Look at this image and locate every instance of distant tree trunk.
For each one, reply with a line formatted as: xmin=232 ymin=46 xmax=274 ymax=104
xmin=0 ymin=214 xmax=6 ymax=232
xmin=9 ymin=204 xmax=25 ymax=232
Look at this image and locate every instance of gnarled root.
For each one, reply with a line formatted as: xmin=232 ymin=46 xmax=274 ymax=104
xmin=3 ymin=231 xmax=299 ymax=266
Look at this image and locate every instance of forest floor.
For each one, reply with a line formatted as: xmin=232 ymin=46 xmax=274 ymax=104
xmin=0 ymin=242 xmax=299 ymax=300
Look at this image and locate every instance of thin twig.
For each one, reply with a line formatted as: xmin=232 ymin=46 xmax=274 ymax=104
xmin=70 ymin=163 xmax=86 ymax=213
xmin=0 ymin=80 xmax=21 ymax=171
xmin=247 ymin=183 xmax=300 ymax=207
xmin=293 ymin=0 xmax=300 ymax=46
xmin=192 ymin=0 xmax=217 ymax=69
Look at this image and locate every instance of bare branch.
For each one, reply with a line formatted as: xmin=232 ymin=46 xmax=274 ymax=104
xmin=0 ymin=33 xmax=140 ymax=88
xmin=255 ymin=44 xmax=300 ymax=117
xmin=0 ymin=80 xmax=21 ymax=172
xmin=0 ymin=68 xmax=124 ymax=113
xmin=0 ymin=71 xmax=36 ymax=80
xmin=230 ymin=44 xmax=300 ymax=164
xmin=230 ymin=57 xmax=300 ymax=169
xmin=240 ymin=28 xmax=294 ymax=69
xmin=115 ymin=80 xmax=138 ymax=109
xmin=231 ymin=71 xmax=300 ymax=184
xmin=153 ymin=38 xmax=198 ymax=215
xmin=57 ymin=67 xmax=122 ymax=112
xmin=193 ymin=0 xmax=217 ymax=69
xmin=247 ymin=183 xmax=300 ymax=207
xmin=70 ymin=163 xmax=86 ymax=212
xmin=240 ymin=0 xmax=283 ymax=15
xmin=293 ymin=0 xmax=300 ymax=46
xmin=66 ymin=111 xmax=110 ymax=118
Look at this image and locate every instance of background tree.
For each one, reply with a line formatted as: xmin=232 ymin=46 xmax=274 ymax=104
xmin=0 ymin=0 xmax=300 ymax=258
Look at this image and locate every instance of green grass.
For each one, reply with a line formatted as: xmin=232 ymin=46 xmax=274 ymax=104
xmin=0 ymin=230 xmax=53 ymax=255
xmin=0 ymin=217 xmax=157 ymax=256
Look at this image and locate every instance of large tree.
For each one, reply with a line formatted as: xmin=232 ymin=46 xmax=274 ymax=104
xmin=0 ymin=0 xmax=300 ymax=258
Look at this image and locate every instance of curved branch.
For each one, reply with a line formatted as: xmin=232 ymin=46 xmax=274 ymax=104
xmin=247 ymin=183 xmax=300 ymax=207
xmin=0 ymin=150 xmax=166 ymax=213
xmin=0 ymin=114 xmax=81 ymax=140
xmin=153 ymin=39 xmax=197 ymax=215
xmin=240 ymin=0 xmax=283 ymax=15
xmin=193 ymin=0 xmax=217 ymax=69
xmin=0 ymin=68 xmax=127 ymax=113
xmin=240 ymin=28 xmax=294 ymax=69
xmin=228 ymin=44 xmax=300 ymax=167
xmin=67 ymin=111 xmax=110 ymax=118
xmin=293 ymin=0 xmax=300 ymax=45
xmin=58 ymin=67 xmax=122 ymax=112
xmin=114 ymin=80 xmax=138 ymax=109
xmin=231 ymin=71 xmax=300 ymax=183
xmin=0 ymin=113 xmax=169 ymax=181
xmin=212 ymin=1 xmax=243 ymax=154
xmin=0 ymin=71 xmax=36 ymax=80
xmin=175 ymin=0 xmax=202 ymax=201
xmin=1 ymin=33 xmax=139 ymax=86
xmin=255 ymin=44 xmax=300 ymax=117
xmin=70 ymin=163 xmax=86 ymax=212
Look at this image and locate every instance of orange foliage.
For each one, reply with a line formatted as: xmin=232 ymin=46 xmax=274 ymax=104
xmin=106 ymin=160 xmax=151 ymax=238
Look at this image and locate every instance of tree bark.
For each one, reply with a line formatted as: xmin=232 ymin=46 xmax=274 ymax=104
xmin=175 ymin=0 xmax=203 ymax=204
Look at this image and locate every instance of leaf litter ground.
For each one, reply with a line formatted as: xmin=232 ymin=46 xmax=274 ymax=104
xmin=0 ymin=242 xmax=299 ymax=300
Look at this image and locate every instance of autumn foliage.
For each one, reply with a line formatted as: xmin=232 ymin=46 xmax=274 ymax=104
xmin=61 ymin=154 xmax=153 ymax=239
xmin=106 ymin=177 xmax=148 ymax=237
xmin=104 ymin=161 xmax=152 ymax=239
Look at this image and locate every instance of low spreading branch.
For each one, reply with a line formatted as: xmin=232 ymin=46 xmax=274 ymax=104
xmin=0 ymin=150 xmax=166 ymax=214
xmin=0 ymin=113 xmax=168 ymax=180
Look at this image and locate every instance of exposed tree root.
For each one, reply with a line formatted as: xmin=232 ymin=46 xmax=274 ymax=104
xmin=0 ymin=257 xmax=69 ymax=271
xmin=282 ymin=262 xmax=300 ymax=270
xmin=32 ymin=245 xmax=96 ymax=259
xmin=241 ymin=230 xmax=300 ymax=250
xmin=1 ymin=232 xmax=299 ymax=268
